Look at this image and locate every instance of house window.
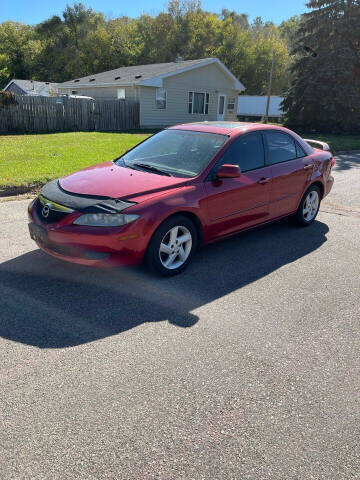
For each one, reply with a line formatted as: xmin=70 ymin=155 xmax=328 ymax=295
xmin=188 ymin=92 xmax=209 ymax=114
xmin=188 ymin=92 xmax=193 ymax=113
xmin=117 ymin=88 xmax=125 ymax=99
xmin=156 ymin=89 xmax=166 ymax=109
xmin=227 ymin=97 xmax=236 ymax=110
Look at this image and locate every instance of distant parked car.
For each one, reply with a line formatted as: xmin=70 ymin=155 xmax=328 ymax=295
xmin=59 ymin=94 xmax=94 ymax=100
xmin=28 ymin=122 xmax=334 ymax=276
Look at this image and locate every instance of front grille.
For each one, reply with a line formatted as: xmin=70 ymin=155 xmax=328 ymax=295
xmin=35 ymin=199 xmax=70 ymax=224
xmin=46 ymin=241 xmax=75 ymax=256
xmin=44 ymin=240 xmax=109 ymax=260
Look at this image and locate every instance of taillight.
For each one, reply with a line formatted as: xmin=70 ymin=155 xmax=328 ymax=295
xmin=331 ymin=157 xmax=335 ymax=167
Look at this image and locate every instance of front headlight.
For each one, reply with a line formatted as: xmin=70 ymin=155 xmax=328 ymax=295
xmin=28 ymin=198 xmax=36 ymax=213
xmin=73 ymin=213 xmax=140 ymax=227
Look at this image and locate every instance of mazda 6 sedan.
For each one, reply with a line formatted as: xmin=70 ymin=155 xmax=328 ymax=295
xmin=28 ymin=122 xmax=334 ymax=276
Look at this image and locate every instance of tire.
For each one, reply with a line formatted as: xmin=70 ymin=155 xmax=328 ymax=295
xmin=146 ymin=215 xmax=198 ymax=276
xmin=294 ymin=184 xmax=321 ymax=226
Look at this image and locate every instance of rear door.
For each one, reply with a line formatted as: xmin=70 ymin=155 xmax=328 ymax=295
xmin=204 ymin=132 xmax=272 ymax=239
xmin=263 ymin=130 xmax=314 ymax=218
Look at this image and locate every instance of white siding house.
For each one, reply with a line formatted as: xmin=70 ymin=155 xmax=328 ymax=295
xmin=57 ymin=58 xmax=245 ymax=128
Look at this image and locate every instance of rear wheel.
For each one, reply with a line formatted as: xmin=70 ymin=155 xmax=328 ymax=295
xmin=294 ymin=184 xmax=321 ymax=226
xmin=146 ymin=215 xmax=198 ymax=276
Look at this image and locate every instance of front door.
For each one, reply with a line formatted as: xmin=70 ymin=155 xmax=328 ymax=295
xmin=204 ymin=132 xmax=272 ymax=239
xmin=263 ymin=130 xmax=314 ymax=218
xmin=217 ymin=94 xmax=226 ymax=120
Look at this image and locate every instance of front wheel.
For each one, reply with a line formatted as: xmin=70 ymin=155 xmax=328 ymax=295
xmin=294 ymin=184 xmax=321 ymax=226
xmin=146 ymin=215 xmax=198 ymax=276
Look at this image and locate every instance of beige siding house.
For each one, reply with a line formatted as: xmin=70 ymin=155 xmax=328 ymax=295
xmin=58 ymin=58 xmax=245 ymax=128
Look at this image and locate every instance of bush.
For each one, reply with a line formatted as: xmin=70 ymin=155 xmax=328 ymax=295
xmin=0 ymin=91 xmax=17 ymax=106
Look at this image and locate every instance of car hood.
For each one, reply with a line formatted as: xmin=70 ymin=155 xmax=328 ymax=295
xmin=60 ymin=161 xmax=191 ymax=202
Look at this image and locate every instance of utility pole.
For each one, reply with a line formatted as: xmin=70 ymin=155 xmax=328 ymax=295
xmin=264 ymin=51 xmax=276 ymax=123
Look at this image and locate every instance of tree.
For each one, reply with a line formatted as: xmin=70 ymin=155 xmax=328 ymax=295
xmin=0 ymin=54 xmax=10 ymax=87
xmin=282 ymin=0 xmax=360 ymax=133
xmin=107 ymin=17 xmax=142 ymax=67
xmin=0 ymin=1 xmax=294 ymax=94
xmin=220 ymin=9 xmax=249 ymax=30
xmin=279 ymin=15 xmax=301 ymax=50
xmin=0 ymin=21 xmax=33 ymax=82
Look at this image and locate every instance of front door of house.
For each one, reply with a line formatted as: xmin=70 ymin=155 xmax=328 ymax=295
xmin=217 ymin=94 xmax=226 ymax=120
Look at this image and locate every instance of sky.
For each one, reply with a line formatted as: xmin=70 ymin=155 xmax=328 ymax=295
xmin=1 ymin=0 xmax=308 ymax=25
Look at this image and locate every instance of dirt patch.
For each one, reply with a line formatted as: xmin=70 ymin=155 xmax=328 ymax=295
xmin=0 ymin=184 xmax=41 ymax=198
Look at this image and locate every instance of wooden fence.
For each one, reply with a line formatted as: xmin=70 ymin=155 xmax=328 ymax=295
xmin=0 ymin=95 xmax=139 ymax=133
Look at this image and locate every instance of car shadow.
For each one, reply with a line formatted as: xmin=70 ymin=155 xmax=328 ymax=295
xmin=334 ymin=153 xmax=360 ymax=172
xmin=0 ymin=219 xmax=329 ymax=348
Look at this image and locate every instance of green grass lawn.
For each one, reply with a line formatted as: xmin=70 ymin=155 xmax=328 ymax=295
xmin=0 ymin=131 xmax=153 ymax=192
xmin=1 ymin=130 xmax=359 ymax=193
xmin=300 ymin=133 xmax=360 ymax=153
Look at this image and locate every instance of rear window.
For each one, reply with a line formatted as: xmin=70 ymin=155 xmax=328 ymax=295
xmin=296 ymin=143 xmax=306 ymax=158
xmin=265 ymin=131 xmax=297 ymax=164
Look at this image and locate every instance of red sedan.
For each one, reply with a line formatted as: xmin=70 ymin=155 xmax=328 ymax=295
xmin=28 ymin=122 xmax=334 ymax=276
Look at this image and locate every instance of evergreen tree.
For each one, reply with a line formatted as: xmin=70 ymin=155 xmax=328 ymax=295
xmin=283 ymin=0 xmax=360 ymax=133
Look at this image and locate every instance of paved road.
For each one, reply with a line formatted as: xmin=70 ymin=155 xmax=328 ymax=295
xmin=322 ymin=152 xmax=360 ymax=215
xmin=1 ymin=154 xmax=359 ymax=479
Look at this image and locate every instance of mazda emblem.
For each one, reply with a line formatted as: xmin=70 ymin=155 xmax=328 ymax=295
xmin=42 ymin=203 xmax=51 ymax=218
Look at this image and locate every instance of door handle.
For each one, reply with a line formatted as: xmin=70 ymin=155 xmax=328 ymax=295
xmin=258 ymin=177 xmax=271 ymax=184
xmin=303 ymin=164 xmax=313 ymax=170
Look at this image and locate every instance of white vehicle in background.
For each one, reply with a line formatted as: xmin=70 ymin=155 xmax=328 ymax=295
xmin=59 ymin=94 xmax=94 ymax=100
xmin=238 ymin=95 xmax=284 ymax=122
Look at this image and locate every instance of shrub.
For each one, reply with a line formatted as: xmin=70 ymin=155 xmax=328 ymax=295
xmin=0 ymin=91 xmax=17 ymax=106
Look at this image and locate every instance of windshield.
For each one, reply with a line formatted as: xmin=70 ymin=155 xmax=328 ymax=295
xmin=115 ymin=129 xmax=227 ymax=178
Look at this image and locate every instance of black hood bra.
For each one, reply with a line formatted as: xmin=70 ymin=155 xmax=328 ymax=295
xmin=40 ymin=179 xmax=136 ymax=213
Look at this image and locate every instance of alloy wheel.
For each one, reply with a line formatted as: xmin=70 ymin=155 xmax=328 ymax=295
xmin=303 ymin=190 xmax=319 ymax=222
xmin=159 ymin=225 xmax=192 ymax=270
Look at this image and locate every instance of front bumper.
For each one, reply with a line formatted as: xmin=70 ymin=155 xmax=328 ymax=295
xmin=28 ymin=202 xmax=149 ymax=268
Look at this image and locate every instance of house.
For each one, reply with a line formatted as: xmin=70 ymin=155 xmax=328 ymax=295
xmin=3 ymin=79 xmax=58 ymax=97
xmin=57 ymin=58 xmax=245 ymax=128
xmin=237 ymin=95 xmax=284 ymax=121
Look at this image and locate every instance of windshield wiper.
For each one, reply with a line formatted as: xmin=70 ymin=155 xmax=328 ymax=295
xmin=131 ymin=163 xmax=173 ymax=176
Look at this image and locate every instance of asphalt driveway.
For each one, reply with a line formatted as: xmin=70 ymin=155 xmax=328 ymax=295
xmin=0 ymin=154 xmax=359 ymax=479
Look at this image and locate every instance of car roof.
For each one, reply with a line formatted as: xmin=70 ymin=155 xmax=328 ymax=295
xmin=169 ymin=121 xmax=314 ymax=156
xmin=169 ymin=121 xmax=293 ymax=136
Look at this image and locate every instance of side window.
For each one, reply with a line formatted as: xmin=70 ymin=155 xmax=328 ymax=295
xmin=221 ymin=132 xmax=265 ymax=172
xmin=265 ymin=131 xmax=297 ymax=165
xmin=117 ymin=88 xmax=125 ymax=99
xmin=156 ymin=89 xmax=166 ymax=109
xmin=296 ymin=142 xmax=306 ymax=158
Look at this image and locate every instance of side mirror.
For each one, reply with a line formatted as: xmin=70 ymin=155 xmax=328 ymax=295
xmin=216 ymin=164 xmax=241 ymax=179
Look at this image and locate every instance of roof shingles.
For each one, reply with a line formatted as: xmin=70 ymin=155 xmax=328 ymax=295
xmin=59 ymin=58 xmax=216 ymax=87
xmin=11 ymin=80 xmax=58 ymax=93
